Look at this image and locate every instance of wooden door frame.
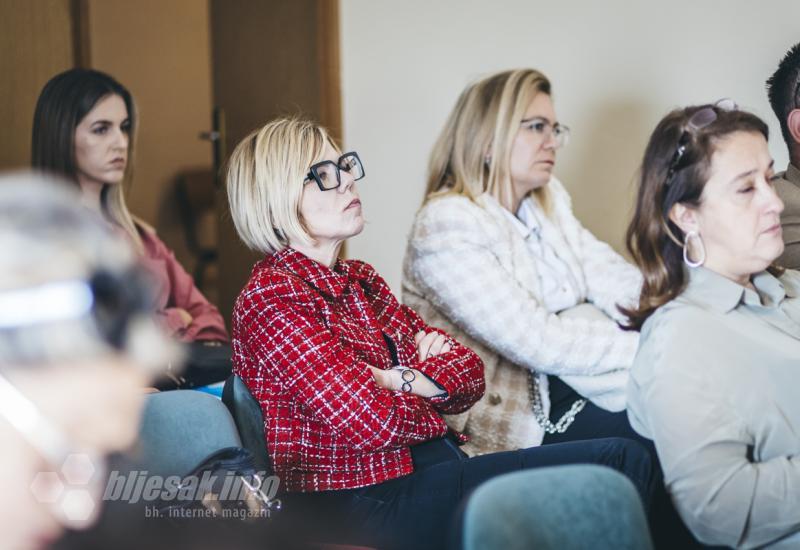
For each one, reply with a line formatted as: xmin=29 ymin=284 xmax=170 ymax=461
xmin=316 ymin=0 xmax=347 ymax=257
xmin=316 ymin=0 xmax=342 ymax=144
xmin=70 ymin=0 xmax=91 ymax=67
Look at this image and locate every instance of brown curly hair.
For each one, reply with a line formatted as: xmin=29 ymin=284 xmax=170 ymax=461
xmin=621 ymin=104 xmax=772 ymax=330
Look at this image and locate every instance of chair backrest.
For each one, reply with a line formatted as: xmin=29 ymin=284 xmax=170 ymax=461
xmin=222 ymin=375 xmax=273 ymax=475
xmin=174 ymin=169 xmax=217 ymax=251
xmin=132 ymin=390 xmax=242 ymax=478
xmin=174 ymin=169 xmax=219 ymax=289
xmin=462 ymin=465 xmax=654 ymax=550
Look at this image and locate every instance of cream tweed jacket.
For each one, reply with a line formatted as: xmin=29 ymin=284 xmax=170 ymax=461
xmin=402 ymin=178 xmax=642 ymax=455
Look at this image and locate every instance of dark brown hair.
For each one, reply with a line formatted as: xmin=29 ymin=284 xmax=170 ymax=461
xmin=622 ymin=105 xmax=769 ymax=330
xmin=32 ymin=68 xmax=136 ymax=180
xmin=31 ymin=68 xmax=142 ymax=249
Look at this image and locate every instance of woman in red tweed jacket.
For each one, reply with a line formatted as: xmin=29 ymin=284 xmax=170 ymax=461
xmin=225 ymin=117 xmax=655 ymax=549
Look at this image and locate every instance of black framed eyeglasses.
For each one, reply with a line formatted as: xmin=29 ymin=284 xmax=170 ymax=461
xmin=304 ymin=151 xmax=365 ymax=191
xmin=665 ymin=98 xmax=737 ymax=186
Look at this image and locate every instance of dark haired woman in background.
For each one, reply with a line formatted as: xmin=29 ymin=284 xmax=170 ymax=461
xmin=31 ymin=69 xmax=228 ymax=384
xmin=625 ymin=101 xmax=800 ymax=548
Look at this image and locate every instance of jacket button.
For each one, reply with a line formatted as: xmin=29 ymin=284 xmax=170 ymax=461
xmin=488 ymin=393 xmax=502 ymax=405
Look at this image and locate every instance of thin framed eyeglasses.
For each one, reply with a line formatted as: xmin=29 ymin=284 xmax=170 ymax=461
xmin=304 ymin=151 xmax=365 ymax=191
xmin=665 ymin=98 xmax=737 ymax=186
xmin=520 ymin=117 xmax=570 ymax=149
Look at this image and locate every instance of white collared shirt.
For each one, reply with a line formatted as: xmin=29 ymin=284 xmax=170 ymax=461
xmin=502 ymin=197 xmax=582 ymax=313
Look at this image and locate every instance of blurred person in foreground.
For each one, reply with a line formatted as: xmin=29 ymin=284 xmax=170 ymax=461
xmin=0 ymin=173 xmax=177 ymax=550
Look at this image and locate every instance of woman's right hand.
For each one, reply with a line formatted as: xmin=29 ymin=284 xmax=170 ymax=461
xmin=175 ymin=307 xmax=193 ymax=327
xmin=415 ymin=331 xmax=451 ymax=362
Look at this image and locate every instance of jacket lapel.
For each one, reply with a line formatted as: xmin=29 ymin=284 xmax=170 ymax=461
xmin=476 ymin=193 xmax=543 ymax=299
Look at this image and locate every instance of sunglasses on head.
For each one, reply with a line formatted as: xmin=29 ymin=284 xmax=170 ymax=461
xmin=665 ymin=98 xmax=738 ymax=186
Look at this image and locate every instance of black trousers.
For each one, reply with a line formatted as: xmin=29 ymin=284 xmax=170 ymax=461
xmin=282 ymin=435 xmax=656 ymax=550
xmin=542 ymin=375 xmax=709 ymax=549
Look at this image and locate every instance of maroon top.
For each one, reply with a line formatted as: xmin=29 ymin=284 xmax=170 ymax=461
xmin=138 ymin=225 xmax=229 ymax=342
xmin=231 ymin=248 xmax=485 ymax=492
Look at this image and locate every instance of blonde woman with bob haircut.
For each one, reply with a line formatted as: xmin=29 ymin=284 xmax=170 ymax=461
xmin=225 ymin=116 xmax=655 ymax=550
xmin=403 ymin=68 xmax=648 ymax=456
xmin=227 ymin=118 xmax=325 ymax=256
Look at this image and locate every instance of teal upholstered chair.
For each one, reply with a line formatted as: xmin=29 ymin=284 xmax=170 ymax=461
xmin=133 ymin=389 xmax=242 ymax=478
xmin=462 ymin=465 xmax=654 ymax=550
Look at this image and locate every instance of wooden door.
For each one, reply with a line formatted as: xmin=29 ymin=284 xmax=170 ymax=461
xmin=209 ymin=0 xmax=342 ymax=325
xmin=0 ymin=0 xmax=78 ymax=171
xmin=85 ymin=0 xmax=216 ymax=274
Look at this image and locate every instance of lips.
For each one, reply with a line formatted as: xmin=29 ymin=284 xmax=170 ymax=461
xmin=764 ymin=223 xmax=782 ymax=235
xmin=345 ymin=198 xmax=361 ymax=210
xmin=109 ymin=158 xmax=126 ymax=168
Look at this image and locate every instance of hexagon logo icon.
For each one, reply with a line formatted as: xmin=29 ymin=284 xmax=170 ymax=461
xmin=30 ymin=453 xmax=105 ymax=529
xmin=60 ymin=488 xmax=97 ymax=525
xmin=30 ymin=471 xmax=64 ymax=504
xmin=61 ymin=454 xmax=96 ymax=485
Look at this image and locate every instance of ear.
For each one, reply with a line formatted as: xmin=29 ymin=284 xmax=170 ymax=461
xmin=668 ymin=202 xmax=699 ymax=236
xmin=788 ymin=109 xmax=800 ymax=149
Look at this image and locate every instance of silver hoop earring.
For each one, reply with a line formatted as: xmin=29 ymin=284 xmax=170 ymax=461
xmin=683 ymin=230 xmax=706 ymax=268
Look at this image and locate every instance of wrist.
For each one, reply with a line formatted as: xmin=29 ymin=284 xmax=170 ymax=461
xmin=391 ymin=366 xmax=416 ymax=392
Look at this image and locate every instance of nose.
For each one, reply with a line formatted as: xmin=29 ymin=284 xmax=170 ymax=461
xmin=114 ymin=127 xmax=129 ymax=151
xmin=541 ymin=128 xmax=558 ymax=151
xmin=337 ymin=167 xmax=356 ymax=194
xmin=764 ymin=180 xmax=784 ymax=215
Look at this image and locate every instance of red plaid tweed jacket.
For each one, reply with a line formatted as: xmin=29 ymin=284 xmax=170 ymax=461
xmin=231 ymin=248 xmax=485 ymax=492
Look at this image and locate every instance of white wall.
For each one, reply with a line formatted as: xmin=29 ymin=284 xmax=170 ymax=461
xmin=340 ymin=0 xmax=800 ymax=292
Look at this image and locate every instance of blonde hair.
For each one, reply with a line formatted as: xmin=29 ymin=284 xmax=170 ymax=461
xmin=425 ymin=68 xmax=553 ymax=213
xmin=105 ymin=173 xmax=142 ymax=251
xmin=226 ymin=117 xmax=338 ymax=254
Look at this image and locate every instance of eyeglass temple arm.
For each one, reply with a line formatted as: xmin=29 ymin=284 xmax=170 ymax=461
xmin=0 ymin=372 xmax=71 ymax=464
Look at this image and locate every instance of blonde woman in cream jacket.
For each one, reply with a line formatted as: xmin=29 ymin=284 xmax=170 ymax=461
xmin=402 ymin=69 xmax=643 ymax=457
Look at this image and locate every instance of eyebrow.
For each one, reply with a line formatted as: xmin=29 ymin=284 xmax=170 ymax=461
xmin=520 ymin=115 xmax=554 ymax=124
xmin=90 ymin=118 xmax=130 ymax=126
xmin=729 ymin=159 xmax=775 ymax=184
